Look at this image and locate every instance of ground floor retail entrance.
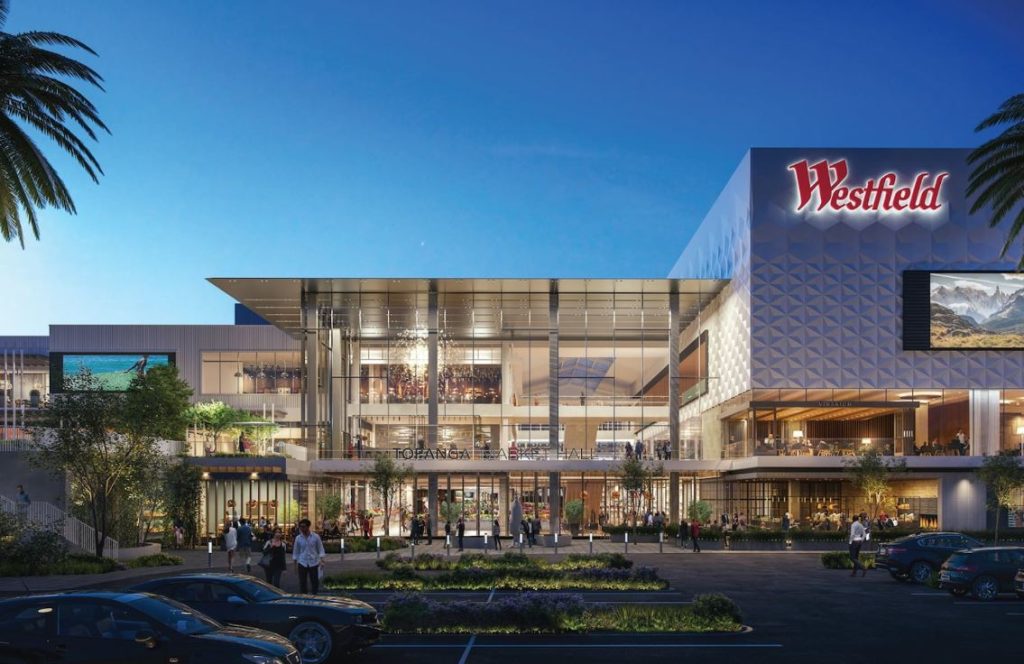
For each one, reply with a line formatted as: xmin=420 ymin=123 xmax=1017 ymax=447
xmin=198 ymin=471 xmax=1009 ymax=538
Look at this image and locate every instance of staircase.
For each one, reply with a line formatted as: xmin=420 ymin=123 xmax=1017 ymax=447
xmin=1 ymin=494 xmax=119 ymax=560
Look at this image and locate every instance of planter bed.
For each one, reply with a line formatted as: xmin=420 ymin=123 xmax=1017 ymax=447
xmin=381 ymin=592 xmax=743 ymax=634
xmin=376 ymin=551 xmax=632 ymax=572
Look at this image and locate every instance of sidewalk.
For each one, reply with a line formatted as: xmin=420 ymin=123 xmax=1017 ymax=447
xmin=0 ymin=542 xmax=824 ymax=595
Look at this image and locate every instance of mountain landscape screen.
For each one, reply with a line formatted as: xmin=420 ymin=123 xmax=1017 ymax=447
xmin=930 ymin=272 xmax=1024 ymax=348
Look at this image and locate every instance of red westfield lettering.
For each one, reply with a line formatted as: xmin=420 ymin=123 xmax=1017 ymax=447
xmin=788 ymin=159 xmax=948 ymax=213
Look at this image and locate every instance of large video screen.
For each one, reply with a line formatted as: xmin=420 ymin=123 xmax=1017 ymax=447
xmin=59 ymin=353 xmax=173 ymax=391
xmin=930 ymin=272 xmax=1024 ymax=349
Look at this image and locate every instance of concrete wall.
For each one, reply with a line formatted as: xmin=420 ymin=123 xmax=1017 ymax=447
xmin=937 ymin=473 xmax=987 ymax=531
xmin=3 ymin=452 xmax=66 ymax=507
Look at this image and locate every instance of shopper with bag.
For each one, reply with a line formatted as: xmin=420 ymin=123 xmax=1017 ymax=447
xmin=236 ymin=518 xmax=254 ymax=573
xmin=848 ymin=512 xmax=868 ymax=577
xmin=259 ymin=528 xmax=287 ymax=588
xmin=293 ymin=518 xmax=327 ymax=594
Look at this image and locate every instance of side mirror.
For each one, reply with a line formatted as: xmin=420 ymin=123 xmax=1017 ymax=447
xmin=134 ymin=630 xmax=158 ymax=649
xmin=227 ymin=595 xmax=247 ymax=606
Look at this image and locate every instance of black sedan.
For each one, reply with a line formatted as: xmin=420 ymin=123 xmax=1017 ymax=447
xmin=0 ymin=590 xmax=299 ymax=664
xmin=875 ymin=532 xmax=983 ymax=583
xmin=940 ymin=547 xmax=1024 ymax=600
xmin=130 ymin=574 xmax=380 ymax=664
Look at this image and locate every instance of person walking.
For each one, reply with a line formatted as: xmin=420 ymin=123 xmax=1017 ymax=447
xmin=456 ymin=517 xmax=465 ymax=552
xmin=425 ymin=515 xmax=433 ymax=545
xmin=624 ymin=440 xmax=633 ymax=460
xmin=848 ymin=512 xmax=868 ymax=577
xmin=679 ymin=518 xmax=689 ymax=547
xmin=15 ymin=484 xmax=30 ymax=520
xmin=262 ymin=528 xmax=287 ymax=588
xmin=236 ymin=518 xmax=254 ymax=573
xmin=690 ymin=520 xmax=701 ymax=552
xmin=782 ymin=511 xmax=791 ymax=533
xmin=293 ymin=518 xmax=327 ymax=594
xmin=492 ymin=519 xmax=501 ymax=549
xmin=410 ymin=514 xmax=420 ymax=545
xmin=445 ymin=519 xmax=452 ymax=547
xmin=531 ymin=517 xmax=541 ymax=546
xmin=521 ymin=518 xmax=532 ymax=547
xmin=223 ymin=521 xmax=238 ymax=572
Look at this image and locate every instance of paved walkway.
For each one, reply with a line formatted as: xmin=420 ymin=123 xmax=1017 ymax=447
xmin=0 ymin=541 xmax=825 ymax=595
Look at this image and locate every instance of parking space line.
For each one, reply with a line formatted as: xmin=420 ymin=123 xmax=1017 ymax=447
xmin=910 ymin=593 xmax=946 ymax=596
xmin=457 ymin=634 xmax=477 ymax=664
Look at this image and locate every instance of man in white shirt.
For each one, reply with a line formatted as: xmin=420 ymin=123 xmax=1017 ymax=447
xmin=848 ymin=512 xmax=868 ymax=577
xmin=293 ymin=518 xmax=326 ymax=594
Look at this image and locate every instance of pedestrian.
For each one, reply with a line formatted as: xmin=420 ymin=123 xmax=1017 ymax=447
xmin=425 ymin=515 xmax=433 ymax=545
xmin=410 ymin=514 xmax=419 ymax=545
xmin=174 ymin=524 xmax=184 ymax=549
xmin=848 ymin=512 xmax=868 ymax=577
xmin=223 ymin=521 xmax=238 ymax=572
xmin=521 ymin=518 xmax=532 ymax=547
xmin=635 ymin=438 xmax=645 ymax=460
xmin=456 ymin=517 xmax=465 ymax=551
xmin=293 ymin=518 xmax=327 ymax=594
xmin=624 ymin=441 xmax=633 ymax=460
xmin=679 ymin=518 xmax=689 ymax=545
xmin=782 ymin=511 xmax=791 ymax=533
xmin=237 ymin=518 xmax=254 ymax=573
xmin=690 ymin=520 xmax=701 ymax=553
xmin=15 ymin=484 xmax=30 ymax=519
xmin=492 ymin=519 xmax=501 ymax=549
xmin=445 ymin=519 xmax=452 ymax=547
xmin=262 ymin=528 xmax=287 ymax=588
xmin=531 ymin=517 xmax=541 ymax=546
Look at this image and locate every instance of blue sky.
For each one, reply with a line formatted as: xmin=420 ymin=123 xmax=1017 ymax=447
xmin=3 ymin=0 xmax=1022 ymax=333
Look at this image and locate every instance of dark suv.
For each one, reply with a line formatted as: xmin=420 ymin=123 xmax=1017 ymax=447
xmin=875 ymin=532 xmax=982 ymax=583
xmin=940 ymin=547 xmax=1024 ymax=600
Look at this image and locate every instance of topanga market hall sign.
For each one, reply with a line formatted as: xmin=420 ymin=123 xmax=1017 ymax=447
xmin=788 ymin=159 xmax=949 ymax=214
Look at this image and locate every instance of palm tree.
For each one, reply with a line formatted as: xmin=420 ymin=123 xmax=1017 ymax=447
xmin=0 ymin=0 xmax=107 ymax=246
xmin=968 ymin=94 xmax=1024 ymax=266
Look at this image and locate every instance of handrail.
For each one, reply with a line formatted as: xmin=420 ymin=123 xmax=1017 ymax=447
xmin=0 ymin=494 xmax=119 ymax=560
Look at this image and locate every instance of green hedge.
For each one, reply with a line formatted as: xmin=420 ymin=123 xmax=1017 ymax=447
xmin=381 ymin=592 xmax=742 ymax=634
xmin=0 ymin=553 xmax=119 ymax=577
xmin=326 ymin=563 xmax=667 ymax=592
xmin=125 ymin=553 xmax=183 ymax=568
xmin=375 ymin=551 xmax=633 ymax=573
xmin=820 ymin=551 xmax=877 ymax=570
xmin=324 ymin=537 xmax=406 ymax=553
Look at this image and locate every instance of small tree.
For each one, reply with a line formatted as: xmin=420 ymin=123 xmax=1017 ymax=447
xmin=319 ymin=494 xmax=343 ymax=523
xmin=439 ymin=500 xmax=461 ymax=525
xmin=123 ymin=365 xmax=193 ymax=440
xmin=844 ymin=450 xmax=907 ymax=519
xmin=187 ymin=401 xmax=249 ymax=450
xmin=977 ymin=452 xmax=1024 ymax=545
xmin=32 ymin=371 xmax=158 ymax=557
xmin=163 ymin=461 xmax=203 ymax=548
xmin=618 ymin=457 xmax=663 ymax=530
xmin=687 ymin=499 xmax=713 ymax=525
xmin=368 ymin=455 xmax=411 ymax=536
xmin=564 ymin=499 xmax=585 ymax=530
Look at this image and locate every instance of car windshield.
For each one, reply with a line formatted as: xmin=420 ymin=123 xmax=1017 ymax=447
xmin=233 ymin=578 xmax=286 ymax=602
xmin=124 ymin=594 xmax=219 ymax=635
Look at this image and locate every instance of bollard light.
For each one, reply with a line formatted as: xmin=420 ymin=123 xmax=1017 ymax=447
xmin=554 ymin=532 xmax=559 ymax=553
xmin=341 ymin=537 xmax=345 ymax=560
xmin=589 ymin=532 xmax=593 ymax=555
xmin=624 ymin=531 xmax=629 ymax=554
xmin=376 ymin=536 xmax=381 ymax=560
xmin=207 ymin=540 xmax=213 ymax=568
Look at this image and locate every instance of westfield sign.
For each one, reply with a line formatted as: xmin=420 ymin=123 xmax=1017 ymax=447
xmin=788 ymin=159 xmax=949 ymax=213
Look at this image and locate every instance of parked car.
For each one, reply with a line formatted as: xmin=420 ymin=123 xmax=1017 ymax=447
xmin=0 ymin=590 xmax=299 ymax=664
xmin=875 ymin=532 xmax=983 ymax=583
xmin=1014 ymin=567 xmax=1024 ymax=599
xmin=939 ymin=547 xmax=1024 ymax=600
xmin=130 ymin=574 xmax=380 ymax=664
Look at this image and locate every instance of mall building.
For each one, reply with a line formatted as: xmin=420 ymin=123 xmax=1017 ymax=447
xmin=4 ymin=148 xmax=1024 ymax=538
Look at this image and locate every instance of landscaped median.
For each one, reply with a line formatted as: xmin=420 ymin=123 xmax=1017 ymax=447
xmin=324 ymin=551 xmax=666 ymax=591
xmin=820 ymin=551 xmax=876 ymax=570
xmin=381 ymin=592 xmax=745 ymax=634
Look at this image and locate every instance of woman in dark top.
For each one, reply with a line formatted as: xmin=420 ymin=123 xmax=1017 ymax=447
xmin=263 ymin=528 xmax=287 ymax=587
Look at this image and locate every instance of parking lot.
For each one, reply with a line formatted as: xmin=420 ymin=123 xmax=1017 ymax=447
xmin=330 ymin=552 xmax=1022 ymax=663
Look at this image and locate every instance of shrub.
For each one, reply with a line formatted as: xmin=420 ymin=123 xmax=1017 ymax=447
xmin=9 ymin=530 xmax=69 ymax=567
xmin=126 ymin=553 xmax=183 ymax=568
xmin=328 ymin=536 xmax=405 ymax=553
xmin=820 ymin=551 xmax=876 ymax=570
xmin=564 ymin=552 xmax=632 ymax=569
xmin=691 ymin=594 xmax=743 ymax=625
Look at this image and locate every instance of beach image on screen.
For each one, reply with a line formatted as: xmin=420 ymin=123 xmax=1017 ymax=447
xmin=930 ymin=273 xmax=1024 ymax=348
xmin=62 ymin=354 xmax=171 ymax=391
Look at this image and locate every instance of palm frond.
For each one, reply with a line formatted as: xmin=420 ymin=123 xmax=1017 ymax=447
xmin=0 ymin=19 xmax=106 ymax=246
xmin=969 ymin=93 xmax=1024 ymax=262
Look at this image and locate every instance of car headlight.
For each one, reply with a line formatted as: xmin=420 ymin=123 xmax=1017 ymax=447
xmin=241 ymin=654 xmax=285 ymax=664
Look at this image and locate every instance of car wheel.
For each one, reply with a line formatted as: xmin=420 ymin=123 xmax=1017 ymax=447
xmin=971 ymin=576 xmax=999 ymax=601
xmin=288 ymin=620 xmax=334 ymax=664
xmin=910 ymin=561 xmax=933 ymax=584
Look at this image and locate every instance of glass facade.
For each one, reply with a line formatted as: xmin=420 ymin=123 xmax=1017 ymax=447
xmin=201 ymin=351 xmax=302 ymax=395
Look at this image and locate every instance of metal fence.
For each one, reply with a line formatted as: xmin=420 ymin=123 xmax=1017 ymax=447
xmin=0 ymin=494 xmax=119 ymax=560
